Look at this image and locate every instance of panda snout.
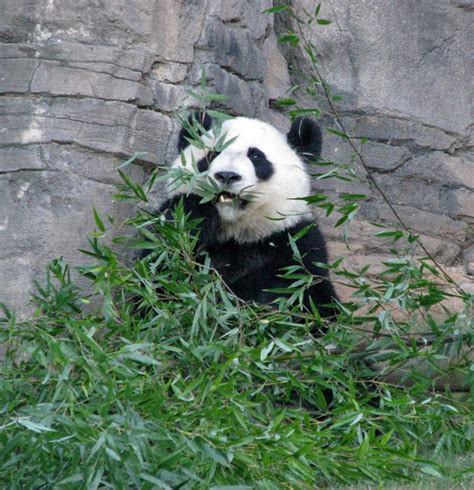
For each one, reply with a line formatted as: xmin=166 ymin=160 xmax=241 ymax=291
xmin=214 ymin=171 xmax=242 ymax=185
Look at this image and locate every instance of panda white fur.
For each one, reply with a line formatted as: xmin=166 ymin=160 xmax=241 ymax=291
xmin=159 ymin=112 xmax=338 ymax=322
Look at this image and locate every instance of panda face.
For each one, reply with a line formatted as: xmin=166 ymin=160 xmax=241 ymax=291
xmin=198 ymin=145 xmax=274 ymax=224
xmin=171 ymin=116 xmax=319 ymax=242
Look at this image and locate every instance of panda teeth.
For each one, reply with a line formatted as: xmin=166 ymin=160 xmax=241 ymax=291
xmin=218 ymin=193 xmax=234 ymax=204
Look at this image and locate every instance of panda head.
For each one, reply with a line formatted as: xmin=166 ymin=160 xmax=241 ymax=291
xmin=170 ymin=112 xmax=322 ymax=243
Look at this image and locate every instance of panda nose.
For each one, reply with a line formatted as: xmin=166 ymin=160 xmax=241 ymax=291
xmin=214 ymin=171 xmax=242 ymax=184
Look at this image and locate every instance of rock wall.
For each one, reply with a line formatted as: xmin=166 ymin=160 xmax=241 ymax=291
xmin=287 ymin=0 xmax=473 ymax=300
xmin=0 ymin=0 xmax=472 ymax=313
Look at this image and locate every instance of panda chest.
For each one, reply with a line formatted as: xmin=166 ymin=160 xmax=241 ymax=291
xmin=207 ymin=239 xmax=283 ymax=285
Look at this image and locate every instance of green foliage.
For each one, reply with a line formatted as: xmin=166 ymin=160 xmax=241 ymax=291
xmin=0 ymin=168 xmax=472 ymax=488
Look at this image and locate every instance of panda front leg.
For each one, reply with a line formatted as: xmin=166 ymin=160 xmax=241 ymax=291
xmin=159 ymin=193 xmax=221 ymax=250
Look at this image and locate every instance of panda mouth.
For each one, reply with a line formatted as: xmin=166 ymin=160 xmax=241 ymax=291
xmin=216 ymin=192 xmax=248 ymax=208
xmin=217 ymin=192 xmax=234 ymax=204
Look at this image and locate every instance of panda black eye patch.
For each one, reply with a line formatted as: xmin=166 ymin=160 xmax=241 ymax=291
xmin=247 ymin=147 xmax=274 ymax=180
xmin=197 ymin=150 xmax=220 ymax=173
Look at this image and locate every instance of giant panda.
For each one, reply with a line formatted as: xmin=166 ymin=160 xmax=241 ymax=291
xmin=157 ymin=112 xmax=339 ymax=324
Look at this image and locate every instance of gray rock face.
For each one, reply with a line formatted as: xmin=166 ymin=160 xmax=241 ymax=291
xmin=289 ymin=0 xmax=473 ymax=293
xmin=302 ymin=0 xmax=472 ymax=134
xmin=0 ymin=0 xmax=472 ymax=315
xmin=0 ymin=0 xmax=283 ymax=314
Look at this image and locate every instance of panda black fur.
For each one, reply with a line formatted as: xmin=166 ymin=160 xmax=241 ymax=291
xmin=159 ymin=112 xmax=339 ymax=322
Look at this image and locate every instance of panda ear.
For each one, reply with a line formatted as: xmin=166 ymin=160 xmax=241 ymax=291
xmin=287 ymin=117 xmax=322 ymax=161
xmin=178 ymin=111 xmax=213 ymax=151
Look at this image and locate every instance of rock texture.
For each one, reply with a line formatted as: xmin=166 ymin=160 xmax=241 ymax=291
xmin=0 ymin=0 xmax=472 ymax=314
xmin=285 ymin=0 xmax=473 ymax=299
xmin=0 ymin=0 xmax=281 ymax=314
